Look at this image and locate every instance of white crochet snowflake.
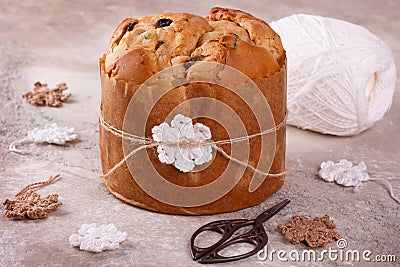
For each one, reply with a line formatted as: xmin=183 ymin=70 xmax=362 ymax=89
xmin=319 ymin=159 xmax=370 ymax=187
xmin=151 ymin=114 xmax=213 ymax=172
xmin=9 ymin=123 xmax=79 ymax=154
xmin=69 ymin=223 xmax=127 ymax=253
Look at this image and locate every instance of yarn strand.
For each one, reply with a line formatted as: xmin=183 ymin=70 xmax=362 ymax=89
xmin=16 ymin=174 xmax=61 ymax=197
xmin=213 ymin=145 xmax=294 ymax=177
xmin=99 ymin=113 xmax=289 ymax=179
xmin=99 ymin=112 xmax=287 ymax=146
xmin=368 ymin=178 xmax=400 ymax=205
xmin=9 ymin=137 xmax=30 ymax=154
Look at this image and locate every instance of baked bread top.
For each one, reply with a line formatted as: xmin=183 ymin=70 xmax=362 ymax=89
xmin=102 ymin=7 xmax=284 ymax=82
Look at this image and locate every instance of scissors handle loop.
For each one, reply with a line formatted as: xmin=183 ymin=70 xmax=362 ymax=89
xmin=197 ymin=224 xmax=269 ymax=264
xmin=190 ymin=199 xmax=290 ymax=264
xmin=190 ymin=219 xmax=250 ymax=260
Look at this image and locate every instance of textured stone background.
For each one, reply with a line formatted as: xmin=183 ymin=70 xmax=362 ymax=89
xmin=0 ymin=1 xmax=399 ymax=266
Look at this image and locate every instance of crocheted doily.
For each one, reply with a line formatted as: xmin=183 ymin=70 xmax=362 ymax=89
xmin=69 ymin=223 xmax=128 ymax=253
xmin=319 ymin=159 xmax=400 ymax=204
xmin=9 ymin=123 xmax=79 ymax=154
xmin=22 ymin=81 xmax=71 ymax=107
xmin=278 ymin=215 xmax=341 ymax=248
xmin=319 ymin=159 xmax=370 ymax=187
xmin=2 ymin=174 xmax=62 ymax=220
xmin=152 ymin=114 xmax=213 ymax=172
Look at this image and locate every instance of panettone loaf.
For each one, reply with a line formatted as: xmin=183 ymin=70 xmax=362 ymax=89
xmin=99 ymin=7 xmax=286 ymax=215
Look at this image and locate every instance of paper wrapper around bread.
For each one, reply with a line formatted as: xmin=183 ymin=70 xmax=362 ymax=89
xmin=99 ymin=51 xmax=286 ymax=215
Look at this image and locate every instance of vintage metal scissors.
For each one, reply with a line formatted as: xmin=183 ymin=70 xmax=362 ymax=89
xmin=190 ymin=199 xmax=290 ymax=264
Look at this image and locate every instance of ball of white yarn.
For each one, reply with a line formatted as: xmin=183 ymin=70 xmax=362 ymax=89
xmin=270 ymin=14 xmax=396 ymax=136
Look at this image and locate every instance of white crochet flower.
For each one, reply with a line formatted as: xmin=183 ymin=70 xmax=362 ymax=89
xmin=69 ymin=223 xmax=127 ymax=253
xmin=27 ymin=123 xmax=79 ymax=145
xmin=151 ymin=114 xmax=213 ymax=172
xmin=319 ymin=159 xmax=370 ymax=187
xmin=9 ymin=123 xmax=79 ymax=154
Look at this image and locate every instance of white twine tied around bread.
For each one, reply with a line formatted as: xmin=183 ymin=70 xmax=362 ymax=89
xmin=319 ymin=159 xmax=400 ymax=205
xmin=99 ymin=113 xmax=289 ymax=179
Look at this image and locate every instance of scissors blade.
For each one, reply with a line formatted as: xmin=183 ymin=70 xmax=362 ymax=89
xmin=255 ymin=199 xmax=290 ymax=226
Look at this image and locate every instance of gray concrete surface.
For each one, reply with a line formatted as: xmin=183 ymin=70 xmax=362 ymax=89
xmin=0 ymin=1 xmax=399 ymax=266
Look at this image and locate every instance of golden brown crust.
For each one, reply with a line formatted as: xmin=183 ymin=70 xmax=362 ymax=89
xmin=103 ymin=8 xmax=284 ymax=78
xmin=99 ymin=7 xmax=286 ymax=215
xmin=207 ymin=7 xmax=284 ymax=64
xmin=104 ymin=12 xmax=211 ymax=73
